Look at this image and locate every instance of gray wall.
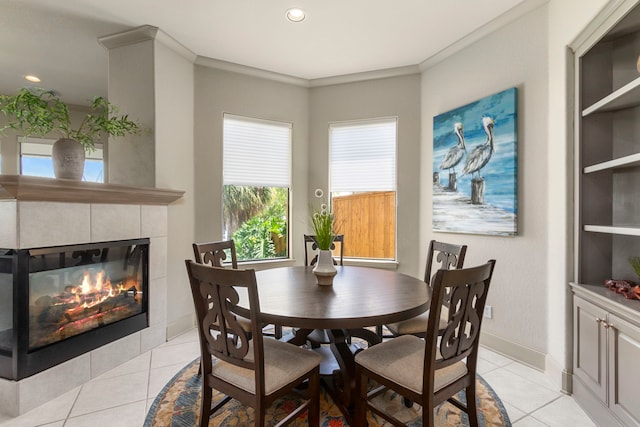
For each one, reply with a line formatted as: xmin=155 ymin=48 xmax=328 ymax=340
xmin=99 ymin=28 xmax=197 ymax=339
xmin=191 ymin=69 xmax=421 ymax=277
xmin=193 ymin=66 xmax=309 ymax=264
xmin=418 ymin=1 xmax=610 ymax=388
xmin=106 ymin=40 xmax=156 ymax=187
xmin=0 ymin=0 xmax=617 ymax=389
xmin=154 ymin=37 xmax=196 ymax=339
xmin=546 ymin=0 xmax=608 ymax=386
xmin=309 ymin=75 xmax=422 ymax=276
xmin=421 ymin=5 xmax=550 ymax=365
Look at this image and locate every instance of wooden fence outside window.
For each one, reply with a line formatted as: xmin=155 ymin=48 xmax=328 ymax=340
xmin=332 ymin=191 xmax=396 ymax=259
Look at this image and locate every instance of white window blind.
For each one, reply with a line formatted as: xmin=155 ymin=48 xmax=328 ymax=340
xmin=223 ymin=114 xmax=291 ymax=187
xmin=330 ymin=118 xmax=397 ymax=193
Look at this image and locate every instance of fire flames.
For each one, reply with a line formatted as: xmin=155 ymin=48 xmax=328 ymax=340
xmin=58 ymin=270 xmax=141 ymax=315
xmin=30 ymin=266 xmax=143 ymax=350
xmin=67 ymin=270 xmax=133 ymax=311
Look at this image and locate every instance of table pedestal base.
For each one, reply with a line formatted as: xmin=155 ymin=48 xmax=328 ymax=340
xmin=287 ymin=327 xmax=381 ymax=424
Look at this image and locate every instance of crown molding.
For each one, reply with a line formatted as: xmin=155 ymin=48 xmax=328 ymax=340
xmin=98 ymin=25 xmax=158 ymax=49
xmin=195 ymin=56 xmax=310 ymax=87
xmin=569 ymin=0 xmax=628 ymax=55
xmin=102 ymin=0 xmax=549 ymax=87
xmin=308 ymin=65 xmax=420 ymax=87
xmin=99 ymin=25 xmax=196 ymax=63
xmin=196 ymin=57 xmax=420 ymax=88
xmin=155 ymin=29 xmax=197 ymax=62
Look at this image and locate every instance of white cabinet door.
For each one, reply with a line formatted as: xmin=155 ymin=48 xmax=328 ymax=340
xmin=574 ymin=296 xmax=608 ymax=403
xmin=608 ymin=313 xmax=640 ymax=426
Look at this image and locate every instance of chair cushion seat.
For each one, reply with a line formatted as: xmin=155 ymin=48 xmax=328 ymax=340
xmin=385 ymin=311 xmax=448 ymax=335
xmin=211 ymin=338 xmax=321 ymax=395
xmin=355 ymin=335 xmax=467 ymax=394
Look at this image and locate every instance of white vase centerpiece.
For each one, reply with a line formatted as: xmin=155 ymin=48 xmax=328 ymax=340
xmin=311 ymin=188 xmax=337 ymax=285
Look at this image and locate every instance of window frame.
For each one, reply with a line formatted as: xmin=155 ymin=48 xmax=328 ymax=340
xmin=329 ymin=117 xmax=398 ymax=262
xmin=222 ymin=113 xmax=293 ymax=262
xmin=19 ymin=136 xmax=104 ymax=182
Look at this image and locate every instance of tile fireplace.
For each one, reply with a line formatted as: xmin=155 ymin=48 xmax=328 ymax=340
xmin=0 ymin=175 xmax=184 ymax=417
xmin=0 ymin=238 xmax=149 ymax=380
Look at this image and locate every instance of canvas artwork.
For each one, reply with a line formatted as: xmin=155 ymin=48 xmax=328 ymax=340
xmin=432 ymin=87 xmax=517 ymax=236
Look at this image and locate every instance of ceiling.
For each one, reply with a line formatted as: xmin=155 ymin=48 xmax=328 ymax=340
xmin=1 ymin=0 xmax=534 ymax=106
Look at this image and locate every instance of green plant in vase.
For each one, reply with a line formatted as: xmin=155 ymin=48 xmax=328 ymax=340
xmin=0 ymin=87 xmax=140 ymax=180
xmin=629 ymin=256 xmax=640 ymax=281
xmin=310 ymin=188 xmax=337 ymax=285
xmin=311 ymin=188 xmax=334 ymax=250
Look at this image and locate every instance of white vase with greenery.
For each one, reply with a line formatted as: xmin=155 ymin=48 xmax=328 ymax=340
xmin=311 ymin=188 xmax=337 ymax=285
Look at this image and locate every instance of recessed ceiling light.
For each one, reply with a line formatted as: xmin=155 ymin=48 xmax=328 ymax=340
xmin=24 ymin=75 xmax=41 ymax=83
xmin=286 ymin=8 xmax=306 ymax=22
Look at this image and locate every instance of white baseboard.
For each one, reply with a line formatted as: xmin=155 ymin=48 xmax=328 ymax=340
xmin=166 ymin=313 xmax=195 ymax=340
xmin=480 ymin=331 xmax=545 ymax=370
xmin=480 ymin=332 xmax=572 ymax=393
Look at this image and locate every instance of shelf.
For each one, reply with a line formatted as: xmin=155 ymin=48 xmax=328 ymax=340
xmin=582 ymin=76 xmax=640 ymax=116
xmin=584 ymin=152 xmax=640 ymax=173
xmin=584 ymin=225 xmax=640 ymax=236
xmin=570 ymin=283 xmax=640 ymax=321
xmin=0 ymin=175 xmax=184 ymax=205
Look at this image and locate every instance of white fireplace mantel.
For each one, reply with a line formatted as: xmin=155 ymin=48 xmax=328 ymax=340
xmin=0 ymin=175 xmax=184 ymax=205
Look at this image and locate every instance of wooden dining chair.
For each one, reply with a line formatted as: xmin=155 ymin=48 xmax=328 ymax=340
xmin=354 ymin=259 xmax=496 ymax=427
xmin=185 ymin=260 xmax=321 ymax=427
xmin=193 ymin=239 xmax=283 ymax=339
xmin=385 ymin=239 xmax=467 ymax=338
xmin=193 ymin=239 xmax=238 ymax=269
xmin=304 ymin=234 xmax=344 ymax=266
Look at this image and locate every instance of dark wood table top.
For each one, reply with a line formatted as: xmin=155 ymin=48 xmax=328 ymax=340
xmin=249 ymin=265 xmax=430 ymax=330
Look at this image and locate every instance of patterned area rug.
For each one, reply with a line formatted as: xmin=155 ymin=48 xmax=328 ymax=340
xmin=144 ymin=358 xmax=511 ymax=426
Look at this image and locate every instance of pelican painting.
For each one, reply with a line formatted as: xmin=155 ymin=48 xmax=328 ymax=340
xmin=462 ymin=116 xmax=495 ymax=179
xmin=440 ymin=122 xmax=466 ymax=172
xmin=432 ymin=87 xmax=518 ymax=236
xmin=439 ymin=122 xmax=466 ymax=190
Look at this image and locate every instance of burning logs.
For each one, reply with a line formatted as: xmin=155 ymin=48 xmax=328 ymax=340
xmin=63 ymin=287 xmax=139 ymax=323
xmin=29 ymin=270 xmax=142 ymax=349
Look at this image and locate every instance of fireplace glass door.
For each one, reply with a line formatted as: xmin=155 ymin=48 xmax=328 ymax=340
xmin=28 ymin=243 xmax=146 ymax=350
xmin=0 ymin=238 xmax=149 ymax=380
xmin=0 ymin=253 xmax=12 ymax=355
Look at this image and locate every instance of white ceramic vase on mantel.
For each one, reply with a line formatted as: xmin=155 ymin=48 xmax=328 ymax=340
xmin=52 ymin=138 xmax=85 ymax=180
xmin=313 ymin=249 xmax=337 ymax=286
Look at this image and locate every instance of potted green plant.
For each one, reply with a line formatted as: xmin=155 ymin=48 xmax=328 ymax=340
xmin=630 ymin=256 xmax=640 ymax=281
xmin=310 ymin=188 xmax=337 ymax=285
xmin=0 ymin=87 xmax=140 ymax=180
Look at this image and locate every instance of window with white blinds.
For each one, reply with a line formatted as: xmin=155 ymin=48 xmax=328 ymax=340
xmin=223 ymin=114 xmax=291 ymax=188
xmin=330 ymin=118 xmax=397 ymax=192
xmin=329 ymin=117 xmax=397 ymax=260
xmin=222 ymin=114 xmax=291 ymax=261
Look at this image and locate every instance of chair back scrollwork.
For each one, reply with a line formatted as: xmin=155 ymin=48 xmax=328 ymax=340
xmin=185 ymin=261 xmax=261 ymax=371
xmin=427 ymin=260 xmax=495 ymax=375
xmin=193 ymin=240 xmax=238 ymax=269
xmin=425 ymin=240 xmax=467 ymax=287
xmin=304 ymin=234 xmax=344 ymax=266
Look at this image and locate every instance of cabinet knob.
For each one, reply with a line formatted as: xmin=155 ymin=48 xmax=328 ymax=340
xmin=603 ymin=321 xmax=611 ymax=329
xmin=596 ymin=317 xmax=604 ymax=324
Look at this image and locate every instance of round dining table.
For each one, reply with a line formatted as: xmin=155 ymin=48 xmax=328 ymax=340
xmin=247 ymin=265 xmax=431 ymax=420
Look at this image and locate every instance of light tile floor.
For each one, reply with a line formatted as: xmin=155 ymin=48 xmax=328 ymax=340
xmin=0 ymin=329 xmax=596 ymax=427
